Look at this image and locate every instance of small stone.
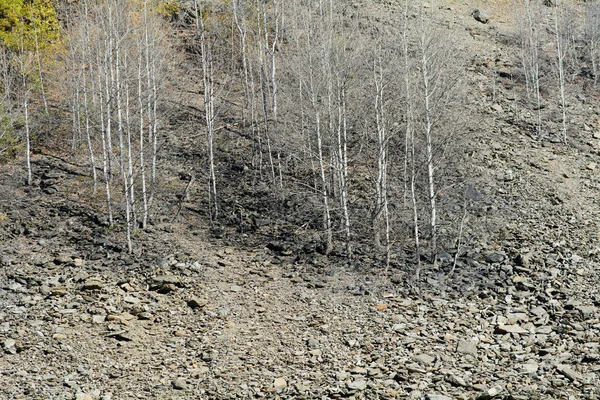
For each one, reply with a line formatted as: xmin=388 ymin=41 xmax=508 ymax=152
xmin=230 ymin=285 xmax=243 ymax=292
xmin=51 ymin=287 xmax=68 ymax=296
xmin=491 ymin=103 xmax=503 ymax=113
xmin=157 ymin=284 xmax=177 ymax=293
xmin=347 ymin=379 xmax=367 ymax=391
xmin=273 ymin=377 xmax=286 ymax=390
xmin=530 ymin=306 xmax=547 ymax=317
xmin=587 ymin=162 xmax=597 ymax=171
xmin=54 ymin=254 xmax=72 ymax=265
xmin=555 ymin=364 xmax=582 ymax=381
xmin=350 ymin=366 xmax=367 ymax=374
xmin=83 ymin=280 xmax=103 ymax=290
xmin=472 ymin=9 xmax=492 ymax=24
xmin=445 ymin=374 xmax=467 ymax=387
xmin=153 ymin=275 xmax=180 ymax=285
xmin=576 ymin=305 xmax=595 ymax=319
xmin=309 ymin=349 xmax=322 ymax=356
xmin=53 ymin=333 xmax=67 ymax=341
xmin=495 ymin=325 xmax=528 ymax=334
xmin=75 ymin=393 xmax=94 ymax=400
xmin=521 ymin=363 xmax=539 ymax=374
xmin=485 ymin=252 xmax=505 ymax=264
xmin=137 ymin=312 xmax=153 ymax=321
xmin=73 ymin=258 xmax=85 ymax=267
xmin=392 ymin=323 xmax=405 ymax=332
xmin=187 ymin=297 xmax=208 ymax=309
xmin=123 ymin=295 xmax=140 ymax=304
xmin=457 ymin=340 xmax=478 ymax=357
xmin=106 ymin=330 xmax=134 ymax=342
xmin=190 ymin=366 xmax=209 ymax=377
xmin=426 ymin=395 xmax=453 ymax=400
xmin=172 ymin=377 xmax=188 ymax=390
xmin=476 ymin=385 xmax=503 ymax=399
xmin=106 ymin=313 xmax=135 ymax=324
xmin=412 ymin=353 xmax=435 ymax=365
xmin=4 ymin=338 xmax=16 ymax=353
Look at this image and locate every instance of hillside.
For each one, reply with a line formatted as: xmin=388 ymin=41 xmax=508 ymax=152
xmin=2 ymin=0 xmax=600 ymax=399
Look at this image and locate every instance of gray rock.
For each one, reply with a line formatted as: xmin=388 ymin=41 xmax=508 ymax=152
xmin=576 ymin=305 xmax=595 ymax=319
xmin=555 ymin=364 xmax=582 ymax=382
xmin=123 ymin=295 xmax=140 ymax=305
xmin=530 ymin=306 xmax=548 ymax=317
xmin=437 ymin=251 xmax=453 ymax=266
xmin=82 ymin=279 xmax=103 ymax=290
xmin=4 ymin=338 xmax=16 ymax=354
xmin=273 ymin=377 xmax=286 ymax=390
xmin=457 ymin=340 xmax=478 ymax=357
xmin=426 ymin=395 xmax=453 ymax=400
xmin=172 ymin=377 xmax=188 ymax=390
xmin=476 ymin=385 xmax=503 ymax=399
xmin=157 ymin=283 xmax=177 ymax=293
xmin=153 ymin=275 xmax=180 ymax=285
xmin=495 ymin=324 xmax=528 ymax=334
xmin=54 ymin=254 xmax=72 ymax=265
xmin=521 ymin=363 xmax=539 ymax=374
xmin=106 ymin=330 xmax=134 ymax=342
xmin=445 ymin=374 xmax=467 ymax=387
xmin=346 ymin=379 xmax=367 ymax=391
xmin=187 ymin=297 xmax=208 ymax=309
xmin=485 ymin=252 xmax=505 ymax=264
xmin=472 ymin=9 xmax=492 ymax=24
xmin=412 ymin=353 xmax=435 ymax=365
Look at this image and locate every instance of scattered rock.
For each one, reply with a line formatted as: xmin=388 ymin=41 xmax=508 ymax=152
xmin=82 ymin=279 xmax=103 ymax=290
xmin=472 ymin=9 xmax=492 ymax=24
xmin=457 ymin=340 xmax=478 ymax=357
xmin=476 ymin=385 xmax=503 ymax=399
xmin=521 ymin=363 xmax=539 ymax=374
xmin=273 ymin=377 xmax=287 ymax=390
xmin=412 ymin=353 xmax=435 ymax=365
xmin=555 ymin=364 xmax=582 ymax=382
xmin=187 ymin=297 xmax=208 ymax=309
xmin=106 ymin=330 xmax=134 ymax=342
xmin=495 ymin=325 xmax=528 ymax=334
xmin=347 ymin=379 xmax=367 ymax=391
xmin=172 ymin=377 xmax=188 ymax=390
xmin=426 ymin=395 xmax=453 ymax=400
xmin=576 ymin=305 xmax=595 ymax=319
xmin=152 ymin=275 xmax=181 ymax=285
xmin=230 ymin=285 xmax=243 ymax=292
xmin=485 ymin=252 xmax=505 ymax=264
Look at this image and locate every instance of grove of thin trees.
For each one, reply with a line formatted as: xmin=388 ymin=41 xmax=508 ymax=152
xmin=1 ymin=0 xmax=598 ymax=275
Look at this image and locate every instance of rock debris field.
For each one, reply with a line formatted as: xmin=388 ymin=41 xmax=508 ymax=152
xmin=3 ymin=1 xmax=600 ymax=399
xmin=1 ymin=157 xmax=600 ymax=400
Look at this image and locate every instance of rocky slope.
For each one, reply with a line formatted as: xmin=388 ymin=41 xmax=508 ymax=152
xmin=2 ymin=1 xmax=600 ymax=399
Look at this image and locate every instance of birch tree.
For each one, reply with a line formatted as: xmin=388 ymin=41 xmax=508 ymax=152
xmin=552 ymin=2 xmax=568 ymax=143
xmin=520 ymin=0 xmax=543 ymax=136
xmin=585 ymin=1 xmax=600 ymax=86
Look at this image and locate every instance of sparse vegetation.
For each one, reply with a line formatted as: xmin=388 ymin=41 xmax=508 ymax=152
xmin=2 ymin=1 xmax=600 ymax=399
